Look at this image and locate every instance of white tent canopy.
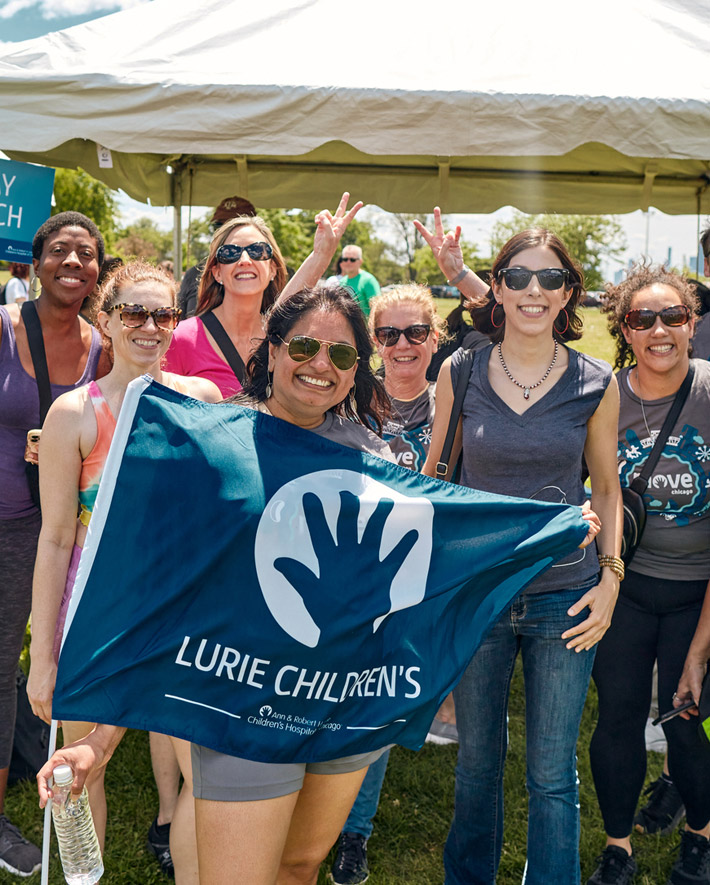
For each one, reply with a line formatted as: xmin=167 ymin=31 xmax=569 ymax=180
xmin=2 ymin=0 xmax=710 ymax=215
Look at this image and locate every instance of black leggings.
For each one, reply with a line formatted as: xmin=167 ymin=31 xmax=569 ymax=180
xmin=0 ymin=512 xmax=41 ymax=769
xmin=589 ymin=570 xmax=710 ymax=836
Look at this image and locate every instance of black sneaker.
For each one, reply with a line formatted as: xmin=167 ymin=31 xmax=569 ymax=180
xmin=587 ymin=846 xmax=637 ymax=884
xmin=635 ymin=774 xmax=685 ymax=836
xmin=0 ymin=814 xmax=41 ymax=877
xmin=146 ymin=816 xmax=174 ymax=878
xmin=667 ymin=831 xmax=710 ymax=884
xmin=330 ymin=832 xmax=369 ymax=885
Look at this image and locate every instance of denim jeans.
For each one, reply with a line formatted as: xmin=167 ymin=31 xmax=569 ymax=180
xmin=342 ymin=748 xmax=390 ymax=838
xmin=444 ymin=583 xmax=597 ymax=885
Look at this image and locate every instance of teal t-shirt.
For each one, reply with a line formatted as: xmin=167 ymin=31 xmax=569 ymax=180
xmin=341 ymin=271 xmax=380 ymax=316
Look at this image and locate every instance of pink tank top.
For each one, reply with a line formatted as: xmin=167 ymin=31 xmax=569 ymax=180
xmin=77 ymin=381 xmax=116 ymax=523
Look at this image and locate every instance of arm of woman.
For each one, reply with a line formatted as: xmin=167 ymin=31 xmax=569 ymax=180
xmin=674 ymin=579 xmax=710 ymax=716
xmin=413 ymin=208 xmax=490 ymax=303
xmin=421 ymin=359 xmax=463 ymax=480
xmin=27 ymin=394 xmax=86 ymax=723
xmin=38 ymin=724 xmax=126 ymax=806
xmin=562 ymin=375 xmax=623 ymax=652
xmin=279 ymin=193 xmax=363 ymax=301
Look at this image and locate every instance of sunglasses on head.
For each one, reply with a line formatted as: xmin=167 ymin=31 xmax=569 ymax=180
xmin=374 ymin=324 xmax=431 ymax=347
xmin=109 ymin=303 xmax=181 ymax=330
xmin=216 ymin=242 xmax=273 ymax=263
xmin=340 ymin=256 xmax=359 ymax=263
xmin=497 ymin=267 xmax=569 ymax=291
xmin=624 ymin=305 xmax=692 ymax=331
xmin=277 ymin=335 xmax=359 ymax=371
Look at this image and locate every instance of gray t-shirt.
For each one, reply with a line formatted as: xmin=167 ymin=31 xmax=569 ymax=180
xmin=450 ymin=344 xmax=612 ymax=593
xmin=618 ymin=360 xmax=710 ymax=580
xmin=382 ymin=385 xmax=436 ymax=472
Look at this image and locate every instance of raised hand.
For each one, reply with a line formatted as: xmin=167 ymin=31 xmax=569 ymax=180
xmin=312 ymin=192 xmax=364 ymax=260
xmin=413 ymin=206 xmax=464 ymax=281
xmin=274 ymin=490 xmax=418 ymax=643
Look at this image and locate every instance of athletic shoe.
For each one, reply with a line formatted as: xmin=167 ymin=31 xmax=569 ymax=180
xmin=330 ymin=832 xmax=368 ymax=885
xmin=425 ymin=718 xmax=459 ymax=745
xmin=146 ymin=816 xmax=174 ymax=878
xmin=0 ymin=814 xmax=41 ymax=877
xmin=635 ymin=774 xmax=685 ymax=836
xmin=667 ymin=831 xmax=710 ymax=884
xmin=587 ymin=845 xmax=637 ymax=884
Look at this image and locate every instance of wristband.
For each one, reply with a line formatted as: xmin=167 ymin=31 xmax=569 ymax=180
xmin=447 ymin=265 xmax=470 ymax=287
xmin=597 ymin=554 xmax=625 ymax=582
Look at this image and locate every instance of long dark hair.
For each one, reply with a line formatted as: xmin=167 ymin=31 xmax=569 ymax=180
xmin=470 ymin=228 xmax=585 ymax=344
xmin=242 ymin=286 xmax=389 ymax=433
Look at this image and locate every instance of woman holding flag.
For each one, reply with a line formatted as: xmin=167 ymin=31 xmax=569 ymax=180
xmin=417 ymin=210 xmax=622 ymax=885
xmin=27 ymin=261 xmax=221 ymax=878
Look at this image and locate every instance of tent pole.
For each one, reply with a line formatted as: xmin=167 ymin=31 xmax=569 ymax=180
xmin=172 ymin=166 xmax=183 ymax=283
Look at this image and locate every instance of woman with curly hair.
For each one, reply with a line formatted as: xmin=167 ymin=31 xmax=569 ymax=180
xmin=587 ymin=266 xmax=710 ymax=885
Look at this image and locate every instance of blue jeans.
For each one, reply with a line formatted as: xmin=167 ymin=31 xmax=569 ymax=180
xmin=342 ymin=748 xmax=390 ymax=838
xmin=444 ymin=584 xmax=597 ymax=885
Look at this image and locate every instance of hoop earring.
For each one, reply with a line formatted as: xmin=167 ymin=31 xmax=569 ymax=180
xmin=265 ymin=371 xmax=273 ymax=399
xmin=491 ymin=302 xmax=505 ymax=329
xmin=30 ymin=275 xmax=41 ymax=297
xmin=555 ymin=307 xmax=569 ymax=336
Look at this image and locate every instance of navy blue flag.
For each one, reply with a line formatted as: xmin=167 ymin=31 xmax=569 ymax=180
xmin=53 ymin=377 xmax=588 ymax=763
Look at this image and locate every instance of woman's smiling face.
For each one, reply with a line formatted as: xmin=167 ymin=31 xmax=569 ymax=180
xmin=623 ymin=283 xmax=695 ymax=375
xmin=210 ymin=224 xmax=275 ymax=301
xmin=266 ymin=308 xmax=358 ymax=429
xmin=376 ymin=302 xmax=437 ymax=390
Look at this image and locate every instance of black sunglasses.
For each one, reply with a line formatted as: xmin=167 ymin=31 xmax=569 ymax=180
xmin=374 ymin=324 xmax=431 ymax=347
xmin=624 ymin=305 xmax=692 ymax=331
xmin=277 ymin=335 xmax=359 ymax=371
xmin=216 ymin=242 xmax=273 ymax=263
xmin=109 ymin=303 xmax=181 ymax=330
xmin=497 ymin=267 xmax=569 ymax=291
xmin=340 ymin=256 xmax=360 ymax=263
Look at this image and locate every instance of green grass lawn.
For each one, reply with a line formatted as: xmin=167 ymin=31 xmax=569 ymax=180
xmin=2 ymin=303 xmax=680 ymax=884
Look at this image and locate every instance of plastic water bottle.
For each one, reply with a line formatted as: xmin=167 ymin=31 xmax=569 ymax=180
xmin=50 ymin=764 xmax=104 ymax=885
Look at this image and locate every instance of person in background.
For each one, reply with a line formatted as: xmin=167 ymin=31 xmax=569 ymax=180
xmin=177 ymin=196 xmax=257 ymax=318
xmin=0 ymin=211 xmax=108 ymax=877
xmin=325 ymin=257 xmax=345 ymax=288
xmin=588 ymin=266 xmax=710 ymax=885
xmin=4 ymin=263 xmax=30 ymax=305
xmin=689 ymin=225 xmax=710 ymax=360
xmin=330 ymin=283 xmax=443 ymax=885
xmin=339 ymin=244 xmax=380 ymax=317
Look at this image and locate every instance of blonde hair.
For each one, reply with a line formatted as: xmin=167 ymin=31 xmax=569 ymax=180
xmin=368 ymin=283 xmax=448 ymax=341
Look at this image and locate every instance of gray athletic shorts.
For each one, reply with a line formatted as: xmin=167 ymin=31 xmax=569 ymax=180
xmin=191 ymin=743 xmax=390 ymax=801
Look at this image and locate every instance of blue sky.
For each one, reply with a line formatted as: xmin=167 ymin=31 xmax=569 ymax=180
xmin=0 ymin=0 xmax=146 ymax=44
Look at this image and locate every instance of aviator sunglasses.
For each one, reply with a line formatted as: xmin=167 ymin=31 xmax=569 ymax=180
xmin=624 ymin=305 xmax=692 ymax=331
xmin=109 ymin=303 xmax=182 ymax=330
xmin=277 ymin=335 xmax=359 ymax=371
xmin=216 ymin=242 xmax=273 ymax=263
xmin=374 ymin=324 xmax=431 ymax=347
xmin=497 ymin=267 xmax=570 ymax=291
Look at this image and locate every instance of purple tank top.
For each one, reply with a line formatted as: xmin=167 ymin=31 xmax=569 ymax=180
xmin=0 ymin=306 xmax=103 ymax=519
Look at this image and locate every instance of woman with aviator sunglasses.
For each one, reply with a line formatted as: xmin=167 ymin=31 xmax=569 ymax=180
xmin=416 ymin=211 xmax=622 ymax=885
xmin=165 ymin=193 xmax=362 ymax=397
xmin=587 ymin=266 xmax=710 ymax=885
xmin=27 ymin=261 xmax=221 ymax=876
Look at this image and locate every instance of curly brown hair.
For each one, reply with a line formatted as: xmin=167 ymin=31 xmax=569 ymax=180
xmin=468 ymin=229 xmax=585 ymax=344
xmin=601 ymin=264 xmax=699 ymax=370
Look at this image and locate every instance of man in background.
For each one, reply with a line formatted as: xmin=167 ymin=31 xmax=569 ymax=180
xmin=339 ymin=244 xmax=380 ymax=317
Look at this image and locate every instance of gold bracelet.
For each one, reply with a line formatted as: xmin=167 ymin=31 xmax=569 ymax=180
xmin=597 ymin=554 xmax=625 ymax=582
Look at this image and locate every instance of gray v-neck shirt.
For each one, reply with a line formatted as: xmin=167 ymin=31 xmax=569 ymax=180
xmin=451 ymin=344 xmax=612 ymax=593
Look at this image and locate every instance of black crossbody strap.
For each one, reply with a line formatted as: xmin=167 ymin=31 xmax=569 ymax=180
xmin=200 ymin=310 xmax=247 ymax=385
xmin=436 ymin=349 xmax=476 ymax=479
xmin=630 ymin=363 xmax=695 ymax=494
xmin=21 ymin=300 xmax=53 ymax=425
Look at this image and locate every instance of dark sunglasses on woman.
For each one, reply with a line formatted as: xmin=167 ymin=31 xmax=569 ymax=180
xmin=497 ymin=267 xmax=569 ymax=291
xmin=624 ymin=304 xmax=692 ymax=330
xmin=109 ymin=303 xmax=182 ymax=330
xmin=374 ymin=324 xmax=431 ymax=346
xmin=216 ymin=242 xmax=273 ymax=263
xmin=277 ymin=335 xmax=359 ymax=371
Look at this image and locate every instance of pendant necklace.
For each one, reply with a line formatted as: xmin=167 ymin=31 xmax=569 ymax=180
xmin=498 ymin=340 xmax=558 ymax=400
xmin=633 ymin=368 xmax=653 ymax=441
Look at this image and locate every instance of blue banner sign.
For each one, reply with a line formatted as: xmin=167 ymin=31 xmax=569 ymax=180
xmin=0 ymin=158 xmax=55 ymax=263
